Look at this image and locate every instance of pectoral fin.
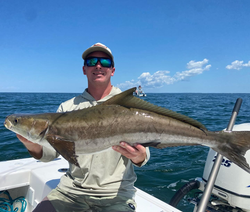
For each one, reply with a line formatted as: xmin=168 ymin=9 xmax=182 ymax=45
xmin=46 ymin=135 xmax=80 ymax=167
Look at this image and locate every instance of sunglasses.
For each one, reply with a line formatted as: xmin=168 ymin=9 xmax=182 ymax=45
xmin=85 ymin=57 xmax=113 ymax=68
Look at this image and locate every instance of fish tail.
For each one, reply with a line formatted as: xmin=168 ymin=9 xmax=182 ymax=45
xmin=212 ymin=131 xmax=250 ymax=173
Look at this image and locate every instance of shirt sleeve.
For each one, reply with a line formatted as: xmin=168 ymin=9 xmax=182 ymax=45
xmin=39 ymin=146 xmax=60 ymax=162
xmin=56 ymin=103 xmax=63 ymax=113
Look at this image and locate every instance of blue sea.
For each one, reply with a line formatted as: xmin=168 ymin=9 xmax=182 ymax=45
xmin=1 ymin=92 xmax=250 ymax=212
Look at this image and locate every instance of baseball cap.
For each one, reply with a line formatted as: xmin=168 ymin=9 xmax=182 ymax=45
xmin=82 ymin=43 xmax=114 ymax=66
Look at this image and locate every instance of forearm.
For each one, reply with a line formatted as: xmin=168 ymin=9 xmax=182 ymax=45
xmin=26 ymin=144 xmax=43 ymax=159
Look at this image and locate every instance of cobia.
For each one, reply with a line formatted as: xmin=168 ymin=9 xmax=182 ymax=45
xmin=4 ymin=88 xmax=250 ymax=173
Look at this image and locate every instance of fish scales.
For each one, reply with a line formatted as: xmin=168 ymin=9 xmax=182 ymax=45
xmin=49 ymin=105 xmax=204 ymax=148
xmin=4 ymin=87 xmax=250 ymax=173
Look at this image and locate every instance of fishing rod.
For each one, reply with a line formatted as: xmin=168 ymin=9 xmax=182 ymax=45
xmin=196 ymin=98 xmax=243 ymax=212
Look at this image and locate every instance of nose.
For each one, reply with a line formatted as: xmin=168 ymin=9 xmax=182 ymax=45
xmin=95 ymin=61 xmax=102 ymax=69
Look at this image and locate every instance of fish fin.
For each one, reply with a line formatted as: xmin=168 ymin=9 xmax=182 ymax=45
xmin=140 ymin=141 xmax=161 ymax=147
xmin=103 ymin=87 xmax=136 ymax=105
xmin=39 ymin=123 xmax=49 ymax=139
xmin=103 ymin=87 xmax=207 ymax=131
xmin=46 ymin=135 xmax=80 ymax=167
xmin=212 ymin=131 xmax=250 ymax=173
xmin=140 ymin=141 xmax=199 ymax=149
xmin=157 ymin=143 xmax=199 ymax=149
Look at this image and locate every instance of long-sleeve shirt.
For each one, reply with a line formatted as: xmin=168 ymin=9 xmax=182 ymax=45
xmin=39 ymin=86 xmax=150 ymax=198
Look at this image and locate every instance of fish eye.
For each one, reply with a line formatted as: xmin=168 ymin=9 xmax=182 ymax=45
xmin=14 ymin=118 xmax=18 ymax=124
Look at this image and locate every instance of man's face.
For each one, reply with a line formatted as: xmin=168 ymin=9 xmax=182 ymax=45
xmin=83 ymin=51 xmax=115 ymax=85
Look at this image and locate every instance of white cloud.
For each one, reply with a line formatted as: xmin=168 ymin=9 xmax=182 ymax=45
xmin=187 ymin=58 xmax=209 ymax=69
xmin=116 ymin=79 xmax=138 ymax=88
xmin=117 ymin=59 xmax=211 ymax=89
xmin=138 ymin=71 xmax=175 ymax=87
xmin=226 ymin=60 xmax=250 ymax=70
xmin=174 ymin=59 xmax=211 ymax=81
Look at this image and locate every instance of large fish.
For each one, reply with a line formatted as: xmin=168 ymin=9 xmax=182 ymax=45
xmin=4 ymin=88 xmax=250 ymax=173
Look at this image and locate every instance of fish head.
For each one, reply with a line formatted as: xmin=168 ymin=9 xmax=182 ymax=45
xmin=4 ymin=114 xmax=49 ymax=143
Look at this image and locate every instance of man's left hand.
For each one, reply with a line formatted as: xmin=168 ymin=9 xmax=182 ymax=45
xmin=112 ymin=142 xmax=147 ymax=166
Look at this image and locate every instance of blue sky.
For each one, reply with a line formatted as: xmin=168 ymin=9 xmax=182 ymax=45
xmin=1 ymin=0 xmax=250 ymax=93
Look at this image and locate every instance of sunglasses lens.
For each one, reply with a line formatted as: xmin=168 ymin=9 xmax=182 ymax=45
xmin=85 ymin=57 xmax=112 ymax=67
xmin=86 ymin=58 xmax=98 ymax=66
xmin=100 ymin=58 xmax=112 ymax=67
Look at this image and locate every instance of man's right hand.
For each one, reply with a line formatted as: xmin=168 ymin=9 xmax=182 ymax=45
xmin=16 ymin=134 xmax=43 ymax=159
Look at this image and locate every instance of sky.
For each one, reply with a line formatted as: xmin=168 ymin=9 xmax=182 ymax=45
xmin=1 ymin=0 xmax=250 ymax=93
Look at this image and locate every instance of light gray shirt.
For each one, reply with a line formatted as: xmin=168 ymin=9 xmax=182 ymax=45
xmin=40 ymin=86 xmax=150 ymax=198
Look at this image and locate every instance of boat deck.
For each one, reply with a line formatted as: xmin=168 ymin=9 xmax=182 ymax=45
xmin=0 ymin=156 xmax=181 ymax=212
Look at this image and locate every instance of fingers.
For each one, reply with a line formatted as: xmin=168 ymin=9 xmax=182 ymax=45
xmin=112 ymin=142 xmax=136 ymax=156
xmin=133 ymin=143 xmax=146 ymax=153
xmin=112 ymin=142 xmax=147 ymax=165
xmin=16 ymin=134 xmax=32 ymax=144
xmin=16 ymin=134 xmax=43 ymax=159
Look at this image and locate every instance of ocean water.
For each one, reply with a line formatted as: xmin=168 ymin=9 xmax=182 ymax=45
xmin=1 ymin=92 xmax=250 ymax=212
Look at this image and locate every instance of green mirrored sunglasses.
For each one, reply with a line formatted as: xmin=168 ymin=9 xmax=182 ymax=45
xmin=85 ymin=57 xmax=113 ymax=68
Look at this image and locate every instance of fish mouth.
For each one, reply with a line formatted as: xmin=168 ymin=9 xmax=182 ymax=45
xmin=4 ymin=118 xmax=12 ymax=130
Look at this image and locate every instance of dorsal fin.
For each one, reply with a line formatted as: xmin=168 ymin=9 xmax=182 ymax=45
xmin=103 ymin=87 xmax=137 ymax=105
xmin=103 ymin=87 xmax=207 ymax=130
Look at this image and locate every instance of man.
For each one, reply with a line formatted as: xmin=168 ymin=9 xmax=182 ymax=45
xmin=17 ymin=43 xmax=150 ymax=212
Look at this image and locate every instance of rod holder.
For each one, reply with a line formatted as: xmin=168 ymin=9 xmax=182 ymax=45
xmin=196 ymin=98 xmax=242 ymax=212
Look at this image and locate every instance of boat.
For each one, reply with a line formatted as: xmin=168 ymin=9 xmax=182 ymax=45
xmin=134 ymin=93 xmax=147 ymax=97
xmin=133 ymin=91 xmax=147 ymax=97
xmin=0 ymin=155 xmax=181 ymax=212
xmin=133 ymin=86 xmax=147 ymax=97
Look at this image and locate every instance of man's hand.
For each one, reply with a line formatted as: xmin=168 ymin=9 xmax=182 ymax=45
xmin=16 ymin=134 xmax=43 ymax=159
xmin=112 ymin=142 xmax=147 ymax=166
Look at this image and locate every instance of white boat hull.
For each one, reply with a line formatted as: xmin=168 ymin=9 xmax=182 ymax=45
xmin=0 ymin=156 xmax=181 ymax=212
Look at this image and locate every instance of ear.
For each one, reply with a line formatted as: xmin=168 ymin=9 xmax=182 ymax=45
xmin=111 ymin=67 xmax=115 ymax=76
xmin=83 ymin=66 xmax=86 ymax=75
